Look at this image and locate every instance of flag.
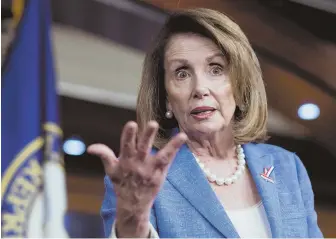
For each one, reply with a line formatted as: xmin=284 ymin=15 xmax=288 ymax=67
xmin=1 ymin=0 xmax=69 ymax=237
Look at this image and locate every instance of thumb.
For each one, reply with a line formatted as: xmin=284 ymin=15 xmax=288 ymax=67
xmin=87 ymin=144 xmax=118 ymax=175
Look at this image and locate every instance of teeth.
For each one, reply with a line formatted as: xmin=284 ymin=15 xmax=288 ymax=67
xmin=191 ymin=108 xmax=215 ymax=114
xmin=193 ymin=110 xmax=213 ymax=114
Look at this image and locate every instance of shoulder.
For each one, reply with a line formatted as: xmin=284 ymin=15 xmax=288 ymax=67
xmin=247 ymin=142 xmax=300 ymax=162
xmin=247 ymin=142 xmax=307 ymax=175
xmin=249 ymin=142 xmax=293 ymax=156
xmin=251 ymin=143 xmax=310 ymax=185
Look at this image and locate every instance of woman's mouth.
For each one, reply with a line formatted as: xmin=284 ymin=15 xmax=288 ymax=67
xmin=190 ymin=106 xmax=216 ymax=120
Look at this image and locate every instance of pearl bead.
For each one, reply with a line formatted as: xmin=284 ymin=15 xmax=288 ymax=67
xmin=231 ymin=175 xmax=238 ymax=182
xmin=238 ymin=154 xmax=245 ymax=160
xmin=204 ymin=168 xmax=210 ymax=175
xmin=199 ymin=163 xmax=204 ymax=169
xmin=216 ymin=178 xmax=225 ymax=185
xmin=225 ymin=178 xmax=233 ymax=185
xmin=238 ymin=164 xmax=245 ymax=171
xmin=208 ymin=174 xmax=216 ymax=182
xmin=235 ymin=170 xmax=242 ymax=177
xmin=165 ymin=111 xmax=173 ymax=119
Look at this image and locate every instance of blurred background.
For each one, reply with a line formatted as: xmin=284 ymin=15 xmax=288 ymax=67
xmin=2 ymin=0 xmax=336 ymax=237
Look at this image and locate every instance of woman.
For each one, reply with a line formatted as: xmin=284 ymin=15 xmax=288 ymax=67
xmin=88 ymin=8 xmax=323 ymax=238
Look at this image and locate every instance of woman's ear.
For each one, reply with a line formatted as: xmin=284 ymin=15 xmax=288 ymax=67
xmin=166 ymin=101 xmax=172 ymax=112
xmin=165 ymin=101 xmax=174 ymax=119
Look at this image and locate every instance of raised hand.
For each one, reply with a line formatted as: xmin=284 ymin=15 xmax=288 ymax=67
xmin=87 ymin=121 xmax=187 ymax=237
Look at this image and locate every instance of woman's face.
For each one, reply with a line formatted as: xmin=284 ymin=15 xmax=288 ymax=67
xmin=164 ymin=33 xmax=236 ymax=136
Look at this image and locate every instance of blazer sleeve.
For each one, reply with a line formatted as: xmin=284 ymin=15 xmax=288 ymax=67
xmin=100 ymin=175 xmax=159 ymax=238
xmin=293 ymin=153 xmax=323 ymax=238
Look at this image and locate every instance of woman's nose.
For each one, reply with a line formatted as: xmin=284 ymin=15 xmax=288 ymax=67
xmin=193 ymin=76 xmax=210 ymax=99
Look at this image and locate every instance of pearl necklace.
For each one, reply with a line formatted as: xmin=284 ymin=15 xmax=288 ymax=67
xmin=193 ymin=145 xmax=246 ymax=186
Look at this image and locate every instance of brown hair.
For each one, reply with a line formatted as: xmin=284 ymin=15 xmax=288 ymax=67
xmin=136 ymin=8 xmax=268 ymax=149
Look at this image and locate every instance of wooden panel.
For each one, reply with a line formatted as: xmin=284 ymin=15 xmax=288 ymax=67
xmin=66 ymin=174 xmax=104 ymax=215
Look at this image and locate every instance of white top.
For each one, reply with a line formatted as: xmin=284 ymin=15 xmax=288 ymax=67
xmin=111 ymin=201 xmax=272 ymax=238
xmin=226 ymin=201 xmax=272 ymax=238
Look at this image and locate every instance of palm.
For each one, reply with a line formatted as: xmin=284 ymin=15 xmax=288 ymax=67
xmin=88 ymin=121 xmax=187 ymax=211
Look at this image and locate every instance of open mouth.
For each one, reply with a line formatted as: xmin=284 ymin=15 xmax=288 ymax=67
xmin=190 ymin=107 xmax=216 ymax=116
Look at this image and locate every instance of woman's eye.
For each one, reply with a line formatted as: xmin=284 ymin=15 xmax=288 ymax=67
xmin=210 ymin=65 xmax=224 ymax=76
xmin=176 ymin=70 xmax=189 ymax=80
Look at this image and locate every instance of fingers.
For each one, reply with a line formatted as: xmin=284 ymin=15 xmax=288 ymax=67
xmin=155 ymin=132 xmax=187 ymax=169
xmin=120 ymin=121 xmax=138 ymax=158
xmin=137 ymin=121 xmax=159 ymax=160
xmin=87 ymin=144 xmax=118 ymax=176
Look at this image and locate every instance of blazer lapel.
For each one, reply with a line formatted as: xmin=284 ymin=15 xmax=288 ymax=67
xmin=243 ymin=143 xmax=283 ymax=238
xmin=166 ymin=144 xmax=239 ymax=238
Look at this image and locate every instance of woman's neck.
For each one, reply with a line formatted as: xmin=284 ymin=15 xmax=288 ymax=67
xmin=183 ymin=125 xmax=236 ymax=160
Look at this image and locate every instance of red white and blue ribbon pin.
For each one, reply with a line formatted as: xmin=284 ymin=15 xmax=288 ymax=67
xmin=260 ymin=166 xmax=275 ymax=183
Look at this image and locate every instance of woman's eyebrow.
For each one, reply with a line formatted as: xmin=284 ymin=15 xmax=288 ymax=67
xmin=206 ymin=52 xmax=225 ymax=62
xmin=165 ymin=58 xmax=189 ymax=69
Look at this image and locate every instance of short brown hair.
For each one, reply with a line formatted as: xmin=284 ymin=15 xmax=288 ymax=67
xmin=137 ymin=8 xmax=268 ymax=149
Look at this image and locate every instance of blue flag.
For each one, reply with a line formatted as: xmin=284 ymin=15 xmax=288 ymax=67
xmin=1 ymin=0 xmax=68 ymax=237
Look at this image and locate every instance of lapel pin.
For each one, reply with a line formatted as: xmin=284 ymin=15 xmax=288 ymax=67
xmin=260 ymin=166 xmax=275 ymax=183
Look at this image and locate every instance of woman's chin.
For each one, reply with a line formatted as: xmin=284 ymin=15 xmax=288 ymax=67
xmin=192 ymin=122 xmax=224 ymax=134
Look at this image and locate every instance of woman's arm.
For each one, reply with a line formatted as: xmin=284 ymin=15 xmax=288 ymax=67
xmin=88 ymin=121 xmax=186 ymax=238
xmin=101 ymin=175 xmax=159 ymax=238
xmin=293 ymin=153 xmax=323 ymax=238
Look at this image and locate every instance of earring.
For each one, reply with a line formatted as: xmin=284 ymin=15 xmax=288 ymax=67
xmin=165 ymin=110 xmax=173 ymax=119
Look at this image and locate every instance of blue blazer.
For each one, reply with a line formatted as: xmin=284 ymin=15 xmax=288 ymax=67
xmin=101 ymin=143 xmax=323 ymax=238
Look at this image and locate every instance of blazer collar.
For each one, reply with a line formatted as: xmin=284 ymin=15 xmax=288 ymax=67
xmin=166 ymin=142 xmax=282 ymax=238
xmin=243 ymin=143 xmax=282 ymax=237
xmin=166 ymin=144 xmax=239 ymax=238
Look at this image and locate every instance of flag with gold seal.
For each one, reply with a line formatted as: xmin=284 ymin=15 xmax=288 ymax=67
xmin=1 ymin=0 xmax=69 ymax=237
